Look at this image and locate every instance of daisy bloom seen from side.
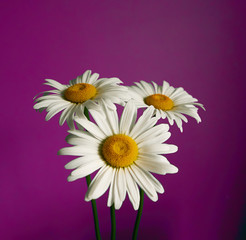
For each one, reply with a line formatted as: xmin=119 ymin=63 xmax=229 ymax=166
xmin=128 ymin=80 xmax=205 ymax=132
xmin=33 ymin=70 xmax=130 ymax=129
xmin=58 ymin=101 xmax=178 ymax=210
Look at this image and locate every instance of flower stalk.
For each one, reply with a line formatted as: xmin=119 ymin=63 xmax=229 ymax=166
xmin=84 ymin=107 xmax=101 ymax=240
xmin=132 ymin=189 xmax=144 ymax=240
xmin=110 ymin=205 xmax=116 ymax=240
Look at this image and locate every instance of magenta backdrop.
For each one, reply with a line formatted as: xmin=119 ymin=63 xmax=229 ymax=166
xmin=1 ymin=0 xmax=245 ymax=239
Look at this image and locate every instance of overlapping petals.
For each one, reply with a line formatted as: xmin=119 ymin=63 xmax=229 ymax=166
xmin=58 ymin=101 xmax=178 ymax=210
xmin=33 ymin=70 xmax=130 ymax=129
xmin=128 ymin=80 xmax=205 ymax=132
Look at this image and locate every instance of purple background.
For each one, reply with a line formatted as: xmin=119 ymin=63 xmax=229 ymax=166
xmin=1 ymin=0 xmax=245 ymax=239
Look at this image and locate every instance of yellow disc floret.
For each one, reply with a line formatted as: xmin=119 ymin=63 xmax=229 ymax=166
xmin=64 ymin=83 xmax=97 ymax=103
xmin=145 ymin=94 xmax=174 ymax=110
xmin=101 ymin=134 xmax=138 ymax=168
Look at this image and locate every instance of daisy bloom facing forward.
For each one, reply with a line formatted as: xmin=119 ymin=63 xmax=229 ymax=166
xmin=33 ymin=70 xmax=129 ymax=129
xmin=58 ymin=101 xmax=178 ymax=210
xmin=128 ymin=80 xmax=205 ymax=132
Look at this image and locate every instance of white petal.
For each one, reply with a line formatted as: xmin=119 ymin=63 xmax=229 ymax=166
xmin=33 ymin=99 xmax=57 ymax=109
xmin=58 ymin=144 xmax=98 ymax=156
xmin=113 ymin=169 xmax=123 ymax=209
xmin=107 ymin=169 xmax=116 ymax=207
xmin=169 ymin=87 xmax=185 ymax=99
xmin=88 ymin=73 xmax=99 ymax=84
xmin=82 ymin=70 xmax=92 ymax=83
xmin=119 ymin=101 xmax=137 ymax=135
xmin=138 ymin=167 xmax=164 ymax=193
xmin=155 ymin=109 xmax=161 ymax=119
xmin=85 ymin=165 xmax=113 ymax=201
xmin=174 ymin=106 xmax=201 ymax=123
xmin=139 ymin=81 xmax=154 ymax=95
xmin=35 ymin=94 xmax=63 ymax=102
xmin=74 ymin=104 xmax=85 ymax=119
xmin=128 ymin=165 xmax=158 ymax=202
xmin=165 ymin=86 xmax=175 ymax=97
xmin=135 ymin=124 xmax=170 ymax=144
xmin=33 ymin=90 xmax=60 ymax=100
xmin=69 ymin=78 xmax=78 ymax=85
xmin=71 ymin=160 xmax=104 ymax=176
xmin=125 ymin=168 xmax=140 ymax=210
xmin=83 ymin=100 xmax=101 ymax=111
xmin=101 ymin=98 xmax=117 ymax=110
xmin=68 ymin=161 xmax=104 ymax=182
xmin=130 ymin=106 xmax=157 ymax=139
xmin=165 ymin=111 xmax=174 ymax=125
xmin=174 ymin=116 xmax=183 ymax=132
xmin=75 ymin=75 xmax=83 ymax=84
xmin=160 ymin=110 xmax=167 ymax=119
xmin=46 ymin=100 xmax=69 ymax=111
xmin=66 ymin=112 xmax=75 ymax=130
xmin=139 ymin=144 xmax=178 ymax=155
xmin=193 ymin=102 xmax=205 ymax=110
xmin=89 ymin=109 xmax=113 ymax=136
xmin=134 ymin=82 xmax=149 ymax=95
xmin=136 ymin=159 xmax=178 ymax=175
xmin=173 ymin=112 xmax=188 ymax=123
xmin=74 ymin=117 xmax=106 ymax=140
xmin=117 ymin=168 xmax=126 ymax=202
xmin=44 ymin=79 xmax=66 ymax=91
xmin=138 ymin=153 xmax=170 ymax=164
xmin=162 ymin=81 xmax=170 ymax=95
xmin=172 ymin=92 xmax=191 ymax=102
xmin=65 ymin=135 xmax=100 ymax=146
xmin=65 ymin=155 xmax=102 ymax=169
xmin=67 ymin=130 xmax=100 ymax=144
xmin=59 ymin=104 xmax=76 ymax=126
xmin=138 ymin=132 xmax=171 ymax=147
xmin=100 ymin=99 xmax=119 ymax=134
xmin=95 ymin=77 xmax=122 ymax=88
xmin=151 ymin=81 xmax=159 ymax=93
xmin=128 ymin=85 xmax=147 ymax=98
xmin=45 ymin=103 xmax=69 ymax=121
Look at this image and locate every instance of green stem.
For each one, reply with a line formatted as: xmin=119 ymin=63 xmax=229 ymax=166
xmin=84 ymin=107 xmax=101 ymax=240
xmin=110 ymin=205 xmax=116 ymax=240
xmin=84 ymin=107 xmax=90 ymax=120
xmin=86 ymin=176 xmax=101 ymax=240
xmin=132 ymin=189 xmax=144 ymax=240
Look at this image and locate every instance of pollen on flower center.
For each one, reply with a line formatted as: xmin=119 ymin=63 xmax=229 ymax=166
xmin=101 ymin=134 xmax=138 ymax=168
xmin=64 ymin=83 xmax=97 ymax=103
xmin=145 ymin=94 xmax=174 ymax=110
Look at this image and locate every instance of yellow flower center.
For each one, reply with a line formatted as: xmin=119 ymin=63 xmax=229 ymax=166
xmin=101 ymin=134 xmax=138 ymax=168
xmin=64 ymin=83 xmax=97 ymax=103
xmin=145 ymin=94 xmax=174 ymax=110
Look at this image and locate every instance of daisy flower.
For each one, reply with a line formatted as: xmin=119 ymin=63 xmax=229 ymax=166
xmin=128 ymin=80 xmax=205 ymax=132
xmin=33 ymin=70 xmax=130 ymax=129
xmin=58 ymin=101 xmax=178 ymax=210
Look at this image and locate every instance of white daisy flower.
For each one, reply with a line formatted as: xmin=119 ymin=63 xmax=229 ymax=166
xmin=58 ymin=101 xmax=178 ymax=210
xmin=128 ymin=80 xmax=205 ymax=132
xmin=33 ymin=70 xmax=130 ymax=129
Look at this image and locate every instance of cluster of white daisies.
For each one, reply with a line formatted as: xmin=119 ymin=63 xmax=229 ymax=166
xmin=34 ymin=70 xmax=204 ymax=210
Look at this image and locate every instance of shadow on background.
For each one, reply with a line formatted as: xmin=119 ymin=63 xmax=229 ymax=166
xmin=237 ymin=205 xmax=246 ymax=240
xmin=100 ymin=228 xmax=169 ymax=240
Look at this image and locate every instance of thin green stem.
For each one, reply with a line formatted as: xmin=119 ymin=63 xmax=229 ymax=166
xmin=132 ymin=189 xmax=144 ymax=240
xmin=84 ymin=107 xmax=90 ymax=120
xmin=86 ymin=176 xmax=101 ymax=240
xmin=84 ymin=107 xmax=101 ymax=240
xmin=110 ymin=205 xmax=116 ymax=240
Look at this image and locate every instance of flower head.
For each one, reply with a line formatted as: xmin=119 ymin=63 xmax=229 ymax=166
xmin=33 ymin=70 xmax=130 ymax=129
xmin=128 ymin=80 xmax=205 ymax=132
xmin=58 ymin=101 xmax=178 ymax=210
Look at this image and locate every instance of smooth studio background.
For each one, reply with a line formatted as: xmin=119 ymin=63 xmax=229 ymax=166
xmin=1 ymin=1 xmax=245 ymax=239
